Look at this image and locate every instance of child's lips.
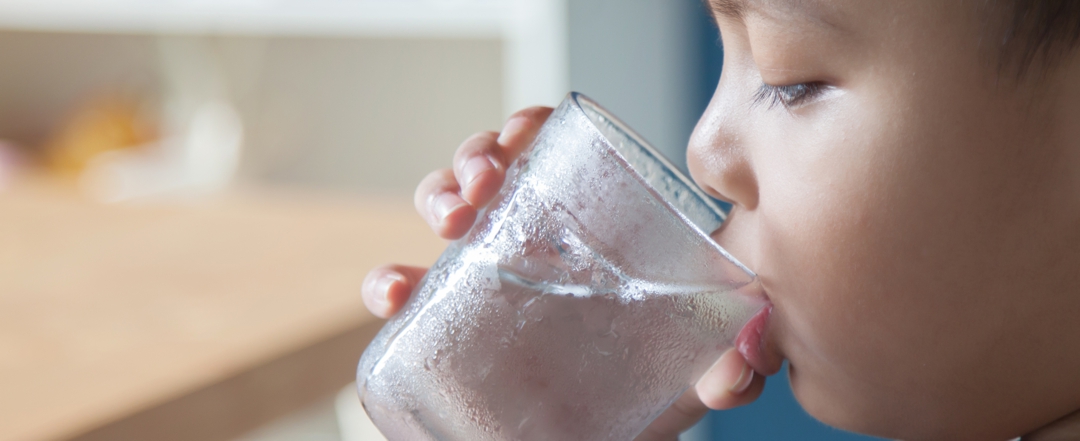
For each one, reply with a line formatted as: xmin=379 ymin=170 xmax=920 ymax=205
xmin=735 ymin=304 xmax=783 ymax=376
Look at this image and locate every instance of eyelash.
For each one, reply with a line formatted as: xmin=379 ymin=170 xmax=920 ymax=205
xmin=753 ymin=82 xmax=827 ymax=109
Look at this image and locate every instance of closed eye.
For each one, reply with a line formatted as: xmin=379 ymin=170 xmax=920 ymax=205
xmin=753 ymin=82 xmax=828 ymax=109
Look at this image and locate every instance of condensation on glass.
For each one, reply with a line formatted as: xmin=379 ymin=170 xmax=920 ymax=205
xmin=357 ymin=93 xmax=765 ymax=441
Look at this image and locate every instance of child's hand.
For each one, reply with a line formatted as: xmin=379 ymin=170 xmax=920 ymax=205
xmin=361 ymin=106 xmax=553 ymax=318
xmin=360 ymin=106 xmax=552 ymax=319
xmin=361 ymin=106 xmax=765 ymax=439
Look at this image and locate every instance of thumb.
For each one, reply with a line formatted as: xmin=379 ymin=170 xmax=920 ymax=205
xmin=634 ymin=389 xmax=710 ymax=441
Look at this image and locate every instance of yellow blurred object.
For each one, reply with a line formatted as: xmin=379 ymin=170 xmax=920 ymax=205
xmin=43 ymin=94 xmax=157 ymax=177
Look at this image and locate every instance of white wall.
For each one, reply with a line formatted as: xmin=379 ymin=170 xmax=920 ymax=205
xmin=232 ymin=36 xmax=504 ymax=195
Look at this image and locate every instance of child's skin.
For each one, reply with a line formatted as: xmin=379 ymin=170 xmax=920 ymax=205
xmin=362 ymin=1 xmax=1080 ymax=440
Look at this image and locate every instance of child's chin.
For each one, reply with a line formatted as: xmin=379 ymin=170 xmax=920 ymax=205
xmin=786 ymin=366 xmax=915 ymax=440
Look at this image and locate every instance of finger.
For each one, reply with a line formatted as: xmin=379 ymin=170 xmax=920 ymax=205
xmin=695 ymin=348 xmax=767 ymax=410
xmin=414 ymin=168 xmax=477 ymax=239
xmin=496 ymin=106 xmax=554 ymax=160
xmin=452 ymin=131 xmax=505 ymax=207
xmin=362 ymin=264 xmax=428 ymax=318
xmin=633 ymin=389 xmax=710 ymax=441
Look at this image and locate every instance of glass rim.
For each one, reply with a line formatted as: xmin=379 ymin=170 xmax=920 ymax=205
xmin=567 ymin=91 xmax=755 ymax=278
xmin=569 ymin=92 xmax=729 ymax=223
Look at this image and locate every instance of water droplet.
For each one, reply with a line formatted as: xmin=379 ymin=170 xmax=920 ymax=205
xmin=593 ymin=330 xmax=619 ymax=356
xmin=423 ymin=348 xmax=447 ymax=372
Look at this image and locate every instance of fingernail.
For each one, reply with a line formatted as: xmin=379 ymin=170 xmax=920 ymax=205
xmin=497 ymin=116 xmax=530 ymax=146
xmin=373 ymin=273 xmax=406 ymax=308
xmin=728 ymin=361 xmax=754 ymax=394
xmin=461 ymin=155 xmax=495 ymax=189
xmin=431 ymin=192 xmax=467 ymax=223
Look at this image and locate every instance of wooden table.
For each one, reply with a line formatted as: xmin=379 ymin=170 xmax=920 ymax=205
xmin=0 ymin=178 xmax=445 ymax=441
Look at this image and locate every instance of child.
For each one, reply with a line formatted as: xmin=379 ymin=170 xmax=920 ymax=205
xmin=362 ymin=1 xmax=1080 ymax=439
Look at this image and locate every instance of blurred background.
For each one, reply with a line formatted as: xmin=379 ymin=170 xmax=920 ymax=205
xmin=0 ymin=0 xmax=880 ymax=440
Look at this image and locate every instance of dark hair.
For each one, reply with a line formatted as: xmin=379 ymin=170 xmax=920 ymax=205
xmin=998 ymin=0 xmax=1080 ymax=77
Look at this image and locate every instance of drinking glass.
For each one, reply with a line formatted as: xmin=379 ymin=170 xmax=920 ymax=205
xmin=357 ymin=92 xmax=765 ymax=440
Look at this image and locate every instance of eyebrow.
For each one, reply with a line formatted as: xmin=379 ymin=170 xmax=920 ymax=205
xmin=707 ymin=0 xmax=746 ymax=20
xmin=705 ymin=0 xmax=843 ymax=32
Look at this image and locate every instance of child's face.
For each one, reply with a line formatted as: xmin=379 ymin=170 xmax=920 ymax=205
xmin=690 ymin=0 xmax=1080 ymax=439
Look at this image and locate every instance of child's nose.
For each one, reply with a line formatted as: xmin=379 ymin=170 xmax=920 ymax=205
xmin=686 ymin=96 xmax=759 ymax=212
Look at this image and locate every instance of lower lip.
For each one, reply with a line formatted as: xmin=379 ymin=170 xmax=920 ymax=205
xmin=735 ymin=304 xmax=777 ymax=375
